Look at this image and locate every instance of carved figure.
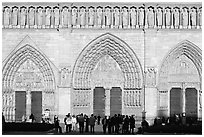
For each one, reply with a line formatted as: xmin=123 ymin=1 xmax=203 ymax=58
xmin=71 ymin=7 xmax=77 ymax=27
xmin=190 ymin=8 xmax=196 ymax=26
xmin=45 ymin=7 xmax=51 ymax=26
xmin=147 ymin=7 xmax=154 ymax=27
xmin=165 ymin=8 xmax=171 ymax=26
xmin=28 ymin=7 xmax=35 ymax=26
xmin=138 ymin=8 xmax=144 ymax=27
xmin=62 ymin=7 xmax=69 ymax=26
xmin=12 ymin=7 xmax=18 ymax=26
xmin=173 ymin=8 xmax=180 ymax=27
xmin=105 ymin=7 xmax=111 ymax=26
xmin=130 ymin=7 xmax=136 ymax=26
xmin=122 ymin=7 xmax=128 ymax=27
xmin=96 ymin=7 xmax=103 ymax=26
xmin=88 ymin=7 xmax=94 ymax=26
xmin=20 ymin=7 xmax=26 ymax=26
xmin=79 ymin=7 xmax=86 ymax=26
xmin=54 ymin=7 xmax=60 ymax=26
xmin=113 ymin=7 xmax=120 ymax=27
xmin=156 ymin=8 xmax=162 ymax=27
xmin=182 ymin=8 xmax=188 ymax=27
xmin=4 ymin=7 xmax=10 ymax=26
xmin=37 ymin=7 xmax=43 ymax=26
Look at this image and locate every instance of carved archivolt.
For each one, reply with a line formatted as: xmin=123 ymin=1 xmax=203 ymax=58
xmin=72 ymin=33 xmax=143 ymax=109
xmin=73 ymin=33 xmax=143 ymax=89
xmin=158 ymin=40 xmax=202 ymax=90
xmin=2 ymin=4 xmax=202 ymax=29
xmin=2 ymin=44 xmax=55 ymax=121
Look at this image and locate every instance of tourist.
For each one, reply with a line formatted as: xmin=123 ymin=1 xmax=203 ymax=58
xmin=107 ymin=116 xmax=112 ymax=134
xmin=64 ymin=113 xmax=72 ymax=133
xmin=78 ymin=113 xmax=85 ymax=133
xmin=130 ymin=115 xmax=135 ymax=134
xmin=102 ymin=116 xmax=108 ymax=134
xmin=85 ymin=115 xmax=89 ymax=132
xmin=97 ymin=115 xmax=101 ymax=125
xmin=89 ymin=114 xmax=96 ymax=133
xmin=29 ymin=114 xmax=35 ymax=123
xmin=123 ymin=115 xmax=130 ymax=133
xmin=54 ymin=115 xmax=62 ymax=133
xmin=71 ymin=115 xmax=77 ymax=132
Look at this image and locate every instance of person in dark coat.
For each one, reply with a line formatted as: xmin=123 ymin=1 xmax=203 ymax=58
xmin=89 ymin=114 xmax=96 ymax=133
xmin=54 ymin=115 xmax=62 ymax=133
xmin=124 ymin=115 xmax=130 ymax=134
xmin=129 ymin=115 xmax=135 ymax=134
xmin=111 ymin=115 xmax=115 ymax=133
xmin=78 ymin=113 xmax=85 ymax=133
xmin=107 ymin=116 xmax=112 ymax=134
xmin=85 ymin=115 xmax=89 ymax=132
xmin=102 ymin=116 xmax=108 ymax=134
xmin=97 ymin=115 xmax=101 ymax=125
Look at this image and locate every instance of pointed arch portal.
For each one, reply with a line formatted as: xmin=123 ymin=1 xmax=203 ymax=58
xmin=72 ymin=33 xmax=143 ymax=115
xmin=2 ymin=44 xmax=55 ymax=122
xmin=158 ymin=40 xmax=202 ymax=120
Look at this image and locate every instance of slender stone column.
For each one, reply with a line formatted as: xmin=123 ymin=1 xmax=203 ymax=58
xmin=182 ymin=82 xmax=186 ymax=114
xmin=26 ymin=90 xmax=31 ymax=119
xmin=105 ymin=88 xmax=110 ymax=116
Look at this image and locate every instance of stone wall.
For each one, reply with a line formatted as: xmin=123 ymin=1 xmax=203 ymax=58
xmin=2 ymin=2 xmax=202 ymax=125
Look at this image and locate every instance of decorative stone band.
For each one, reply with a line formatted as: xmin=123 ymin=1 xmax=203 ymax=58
xmin=2 ymin=3 xmax=202 ymax=29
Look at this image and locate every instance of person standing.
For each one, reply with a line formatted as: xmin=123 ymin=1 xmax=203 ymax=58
xmin=107 ymin=116 xmax=112 ymax=134
xmin=65 ymin=113 xmax=72 ymax=132
xmin=89 ymin=114 xmax=96 ymax=133
xmin=71 ymin=115 xmax=77 ymax=132
xmin=78 ymin=113 xmax=85 ymax=133
xmin=102 ymin=116 xmax=108 ymax=134
xmin=97 ymin=115 xmax=101 ymax=125
xmin=54 ymin=115 xmax=62 ymax=133
xmin=124 ymin=115 xmax=130 ymax=134
xmin=85 ymin=115 xmax=89 ymax=132
xmin=129 ymin=115 xmax=135 ymax=134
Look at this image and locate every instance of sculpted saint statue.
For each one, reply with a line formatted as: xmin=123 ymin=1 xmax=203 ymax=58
xmin=138 ymin=8 xmax=144 ymax=27
xmin=147 ymin=7 xmax=154 ymax=27
xmin=105 ymin=7 xmax=111 ymax=26
xmin=122 ymin=7 xmax=128 ymax=27
xmin=80 ymin=7 xmax=86 ymax=27
xmin=156 ymin=8 xmax=162 ymax=27
xmin=62 ymin=7 xmax=69 ymax=27
xmin=113 ymin=7 xmax=120 ymax=27
xmin=173 ymin=8 xmax=180 ymax=27
xmin=12 ymin=7 xmax=18 ymax=26
xmin=182 ymin=8 xmax=188 ymax=27
xmin=190 ymin=8 xmax=196 ymax=26
xmin=198 ymin=8 xmax=202 ymax=26
xmin=165 ymin=8 xmax=171 ymax=26
xmin=37 ymin=7 xmax=43 ymax=26
xmin=54 ymin=8 xmax=60 ymax=26
xmin=28 ymin=7 xmax=35 ymax=26
xmin=45 ymin=7 xmax=51 ymax=26
xmin=71 ymin=7 xmax=77 ymax=27
xmin=130 ymin=7 xmax=136 ymax=27
xmin=96 ymin=7 xmax=103 ymax=26
xmin=20 ymin=7 xmax=26 ymax=26
xmin=88 ymin=7 xmax=94 ymax=26
xmin=4 ymin=7 xmax=10 ymax=27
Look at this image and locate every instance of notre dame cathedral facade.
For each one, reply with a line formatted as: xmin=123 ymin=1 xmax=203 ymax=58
xmin=2 ymin=2 xmax=202 ymax=125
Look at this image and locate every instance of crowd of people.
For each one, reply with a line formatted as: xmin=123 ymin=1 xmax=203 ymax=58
xmin=53 ymin=113 xmax=149 ymax=134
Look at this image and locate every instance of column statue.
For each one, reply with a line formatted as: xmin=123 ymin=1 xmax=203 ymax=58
xmin=198 ymin=8 xmax=202 ymax=28
xmin=71 ymin=7 xmax=77 ymax=28
xmin=165 ymin=8 xmax=171 ymax=28
xmin=182 ymin=8 xmax=188 ymax=28
xmin=173 ymin=8 xmax=180 ymax=28
xmin=28 ymin=7 xmax=35 ymax=27
xmin=12 ymin=7 xmax=18 ymax=27
xmin=138 ymin=7 xmax=145 ymax=28
xmin=122 ymin=7 xmax=129 ymax=28
xmin=156 ymin=7 xmax=163 ymax=28
xmin=88 ymin=7 xmax=95 ymax=27
xmin=190 ymin=8 xmax=197 ymax=27
xmin=96 ymin=7 xmax=103 ymax=28
xmin=79 ymin=7 xmax=86 ymax=28
xmin=147 ymin=7 xmax=155 ymax=28
xmin=113 ymin=7 xmax=120 ymax=28
xmin=62 ymin=7 xmax=69 ymax=27
xmin=37 ymin=7 xmax=43 ymax=28
xmin=130 ymin=7 xmax=136 ymax=28
xmin=45 ymin=7 xmax=51 ymax=27
xmin=54 ymin=7 xmax=60 ymax=27
xmin=104 ymin=7 xmax=111 ymax=28
xmin=3 ymin=7 xmax=11 ymax=28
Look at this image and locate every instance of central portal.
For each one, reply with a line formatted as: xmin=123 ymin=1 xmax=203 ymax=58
xmin=91 ymin=55 xmax=123 ymax=116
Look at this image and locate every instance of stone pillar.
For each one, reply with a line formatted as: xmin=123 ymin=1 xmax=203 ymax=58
xmin=181 ymin=82 xmax=186 ymax=114
xmin=154 ymin=8 xmax=157 ymax=28
xmin=145 ymin=7 xmax=148 ymax=28
xmin=26 ymin=6 xmax=29 ymax=28
xmin=179 ymin=8 xmax=183 ymax=29
xmin=136 ymin=8 xmax=139 ymax=28
xmin=105 ymin=88 xmax=110 ymax=116
xmin=34 ymin=7 xmax=37 ymax=28
xmin=162 ymin=7 xmax=165 ymax=28
xmin=26 ymin=90 xmax=31 ymax=119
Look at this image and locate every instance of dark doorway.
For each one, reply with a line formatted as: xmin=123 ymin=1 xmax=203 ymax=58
xmin=170 ymin=88 xmax=182 ymax=117
xmin=31 ymin=91 xmax=42 ymax=123
xmin=93 ymin=87 xmax=105 ymax=117
xmin=185 ymin=88 xmax=197 ymax=118
xmin=110 ymin=87 xmax=122 ymax=116
xmin=15 ymin=91 xmax=26 ymax=122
